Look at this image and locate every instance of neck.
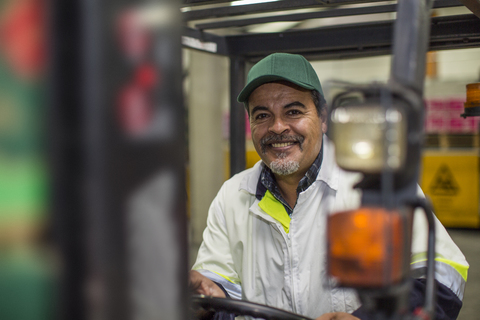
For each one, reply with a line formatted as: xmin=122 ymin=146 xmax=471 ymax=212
xmin=274 ymin=171 xmax=304 ymax=209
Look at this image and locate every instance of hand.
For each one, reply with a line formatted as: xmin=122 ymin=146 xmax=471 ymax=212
xmin=189 ymin=270 xmax=226 ymax=298
xmin=316 ymin=312 xmax=360 ymax=320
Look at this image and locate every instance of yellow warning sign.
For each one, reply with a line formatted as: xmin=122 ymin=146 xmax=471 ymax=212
xmin=429 ymin=164 xmax=460 ymax=196
xmin=420 ymin=150 xmax=479 ymax=228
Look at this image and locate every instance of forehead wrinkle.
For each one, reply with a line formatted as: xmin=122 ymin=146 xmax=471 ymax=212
xmin=284 ymin=101 xmax=306 ymax=109
xmin=251 ymin=104 xmax=269 ymax=114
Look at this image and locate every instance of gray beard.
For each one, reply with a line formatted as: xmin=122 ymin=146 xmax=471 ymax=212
xmin=268 ymin=152 xmax=300 ymax=176
xmin=260 ymin=134 xmax=303 ymax=175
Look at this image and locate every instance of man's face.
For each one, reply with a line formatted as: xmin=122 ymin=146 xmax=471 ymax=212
xmin=248 ymin=81 xmax=327 ymax=177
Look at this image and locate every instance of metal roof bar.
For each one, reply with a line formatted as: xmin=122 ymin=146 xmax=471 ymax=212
xmin=223 ymin=14 xmax=480 ymax=60
xmin=183 ymin=14 xmax=480 ymax=60
xmin=195 ymin=0 xmax=461 ymax=30
xmin=182 ymin=27 xmax=229 ymax=55
xmin=183 ymin=0 xmax=234 ymax=6
xmin=183 ymin=0 xmax=387 ymax=21
xmin=459 ymin=0 xmax=480 ymax=18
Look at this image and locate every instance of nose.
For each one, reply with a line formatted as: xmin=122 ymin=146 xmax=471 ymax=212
xmin=268 ymin=116 xmax=289 ymax=135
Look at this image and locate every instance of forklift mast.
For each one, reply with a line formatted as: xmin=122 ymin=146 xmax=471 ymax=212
xmin=48 ymin=0 xmax=479 ymax=319
xmin=50 ymin=0 xmax=188 ymax=319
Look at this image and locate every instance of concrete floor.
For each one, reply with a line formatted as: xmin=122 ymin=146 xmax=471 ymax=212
xmin=447 ymin=228 xmax=480 ymax=320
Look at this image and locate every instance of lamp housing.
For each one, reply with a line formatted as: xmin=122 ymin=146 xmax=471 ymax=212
xmin=461 ymin=82 xmax=480 ymax=118
xmin=327 ymin=83 xmax=424 ymax=192
xmin=330 ymin=103 xmax=407 ymax=173
xmin=327 ymin=206 xmax=413 ymax=288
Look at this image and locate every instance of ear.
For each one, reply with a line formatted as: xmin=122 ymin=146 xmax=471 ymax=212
xmin=321 ymin=120 xmax=328 ymax=134
xmin=320 ymin=109 xmax=328 ymax=134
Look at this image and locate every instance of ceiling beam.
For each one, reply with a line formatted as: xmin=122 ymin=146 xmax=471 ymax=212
xmin=458 ymin=0 xmax=480 ymax=18
xmin=195 ymin=0 xmax=461 ymax=30
xmin=183 ymin=0 xmax=387 ymax=21
xmin=183 ymin=14 xmax=480 ymax=60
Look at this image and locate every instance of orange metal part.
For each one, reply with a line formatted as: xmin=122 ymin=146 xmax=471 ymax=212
xmin=327 ymin=207 xmax=410 ymax=288
xmin=465 ymin=82 xmax=480 ymax=109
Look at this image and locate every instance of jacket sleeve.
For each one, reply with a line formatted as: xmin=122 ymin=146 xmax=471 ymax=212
xmin=409 ymin=188 xmax=468 ymax=309
xmin=353 ymin=187 xmax=468 ymax=320
xmin=352 ymin=279 xmax=462 ymax=320
xmin=191 ymin=186 xmax=243 ymax=300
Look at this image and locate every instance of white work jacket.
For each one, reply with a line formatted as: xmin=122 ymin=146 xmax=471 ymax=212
xmin=193 ymin=136 xmax=468 ymax=319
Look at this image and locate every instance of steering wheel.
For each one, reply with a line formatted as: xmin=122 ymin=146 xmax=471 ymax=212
xmin=191 ymin=295 xmax=313 ymax=320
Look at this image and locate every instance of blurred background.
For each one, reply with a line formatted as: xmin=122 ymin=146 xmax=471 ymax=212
xmin=0 ymin=0 xmax=53 ymax=319
xmin=1 ymin=0 xmax=479 ymax=319
xmin=185 ymin=48 xmax=480 ymax=320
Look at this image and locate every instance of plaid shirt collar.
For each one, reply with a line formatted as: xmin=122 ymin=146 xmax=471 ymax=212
xmin=256 ymin=139 xmax=324 ymax=215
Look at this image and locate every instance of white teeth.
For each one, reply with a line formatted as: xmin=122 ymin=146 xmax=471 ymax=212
xmin=272 ymin=142 xmax=294 ymax=148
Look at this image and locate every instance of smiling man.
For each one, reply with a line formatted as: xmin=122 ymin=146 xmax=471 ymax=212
xmin=190 ymin=53 xmax=468 ymax=320
xmin=247 ymin=81 xmax=324 ymax=210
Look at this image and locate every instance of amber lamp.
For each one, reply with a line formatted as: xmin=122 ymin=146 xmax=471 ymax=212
xmin=327 ymin=207 xmax=412 ymax=288
xmin=461 ymin=82 xmax=480 ymax=118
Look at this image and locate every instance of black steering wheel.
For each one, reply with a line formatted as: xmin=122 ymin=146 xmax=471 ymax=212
xmin=191 ymin=295 xmax=313 ymax=320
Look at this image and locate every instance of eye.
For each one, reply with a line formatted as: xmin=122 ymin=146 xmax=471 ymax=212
xmin=254 ymin=113 xmax=269 ymax=121
xmin=287 ymin=109 xmax=303 ymax=116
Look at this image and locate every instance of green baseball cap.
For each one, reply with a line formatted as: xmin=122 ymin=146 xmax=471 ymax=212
xmin=237 ymin=53 xmax=323 ymax=103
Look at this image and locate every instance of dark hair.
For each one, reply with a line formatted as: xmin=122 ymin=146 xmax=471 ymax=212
xmin=311 ymin=89 xmax=327 ymax=117
xmin=245 ymin=89 xmax=326 ymax=118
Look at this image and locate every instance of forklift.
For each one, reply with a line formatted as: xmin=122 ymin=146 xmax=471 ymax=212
xmin=45 ymin=0 xmax=479 ymax=320
xmin=192 ymin=0 xmax=438 ymax=319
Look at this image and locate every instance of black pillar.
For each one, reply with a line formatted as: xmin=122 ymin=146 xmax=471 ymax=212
xmin=229 ymin=57 xmax=246 ymax=177
xmin=49 ymin=0 xmax=86 ymax=318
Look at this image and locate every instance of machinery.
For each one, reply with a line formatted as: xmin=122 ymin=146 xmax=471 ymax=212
xmin=43 ymin=0 xmax=480 ymax=320
xmin=190 ymin=0 xmax=440 ymax=319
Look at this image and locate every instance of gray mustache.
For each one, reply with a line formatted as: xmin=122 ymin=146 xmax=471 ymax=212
xmin=260 ymin=134 xmax=304 ymax=153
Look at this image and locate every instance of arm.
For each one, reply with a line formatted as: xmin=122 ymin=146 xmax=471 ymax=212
xmin=191 ymin=186 xmax=242 ymax=299
xmin=189 ymin=270 xmax=226 ymax=298
xmin=189 ymin=270 xmax=236 ymax=320
xmin=352 ymin=189 xmax=468 ymax=320
xmin=352 ymin=279 xmax=462 ymax=320
xmin=408 ymin=189 xmax=468 ymax=320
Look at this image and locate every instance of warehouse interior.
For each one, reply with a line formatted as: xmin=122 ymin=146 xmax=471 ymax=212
xmin=183 ymin=1 xmax=480 ymax=319
xmin=185 ymin=46 xmax=480 ymax=320
xmin=1 ymin=0 xmax=480 ymax=319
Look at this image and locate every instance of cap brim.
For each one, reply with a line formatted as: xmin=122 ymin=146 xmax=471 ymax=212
xmin=237 ymin=75 xmax=316 ymax=103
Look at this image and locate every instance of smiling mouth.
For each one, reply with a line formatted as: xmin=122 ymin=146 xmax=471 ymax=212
xmin=260 ymin=134 xmax=304 ymax=154
xmin=271 ymin=142 xmax=296 ymax=148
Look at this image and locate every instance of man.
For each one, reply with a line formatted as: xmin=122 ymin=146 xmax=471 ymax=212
xmin=190 ymin=53 xmax=468 ymax=320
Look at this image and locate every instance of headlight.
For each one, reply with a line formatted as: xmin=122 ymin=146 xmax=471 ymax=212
xmin=330 ymin=104 xmax=407 ymax=173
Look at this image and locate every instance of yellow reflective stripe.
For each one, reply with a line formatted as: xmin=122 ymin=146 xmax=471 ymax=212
xmin=211 ymin=270 xmax=241 ymax=285
xmin=436 ymin=258 xmax=469 ymax=282
xmin=411 ymin=252 xmax=444 ymax=264
xmin=411 ymin=253 xmax=469 ymax=282
xmin=258 ymin=190 xmax=291 ymax=233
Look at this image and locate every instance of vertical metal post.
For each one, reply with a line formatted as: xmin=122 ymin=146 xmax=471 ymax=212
xmin=388 ymin=0 xmax=435 ymax=195
xmin=82 ymin=0 xmax=130 ymax=317
xmin=49 ymin=1 xmax=87 ymax=319
xmin=230 ymin=57 xmax=246 ymax=176
xmin=389 ymin=2 xmax=437 ymax=319
xmin=386 ymin=0 xmax=435 ymax=202
xmin=390 ymin=0 xmax=434 ymax=94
